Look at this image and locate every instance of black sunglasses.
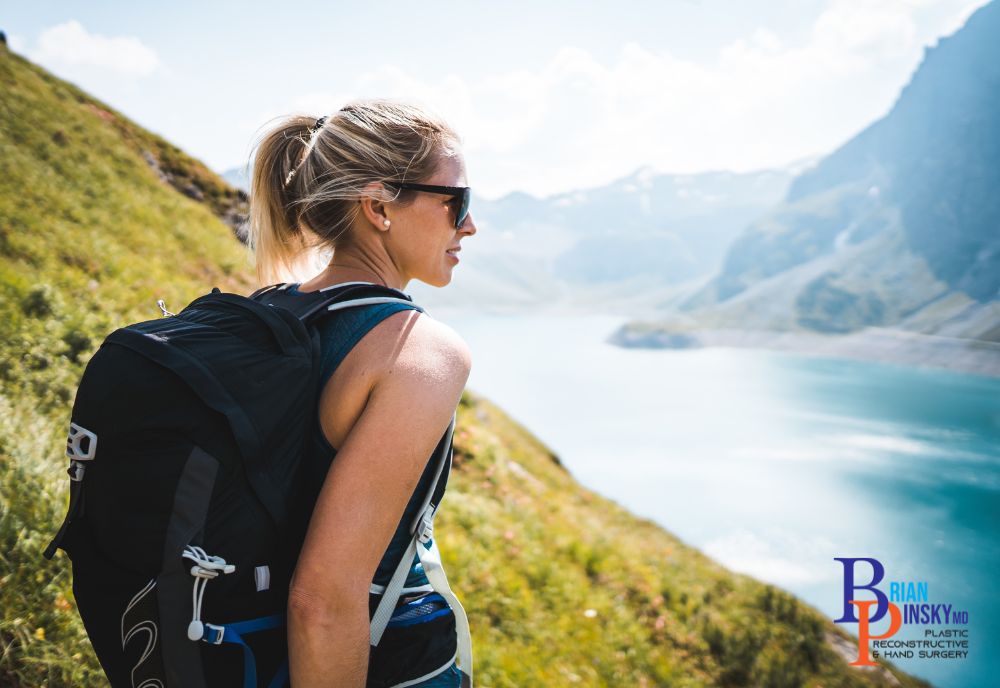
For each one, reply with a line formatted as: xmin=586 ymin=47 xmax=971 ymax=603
xmin=384 ymin=182 xmax=471 ymax=229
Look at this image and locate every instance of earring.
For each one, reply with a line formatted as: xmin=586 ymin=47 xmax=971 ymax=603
xmin=383 ymin=220 xmax=391 ymax=227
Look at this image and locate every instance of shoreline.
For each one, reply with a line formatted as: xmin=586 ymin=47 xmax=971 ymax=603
xmin=428 ymin=299 xmax=1000 ymax=380
xmin=610 ymin=324 xmax=1000 ymax=379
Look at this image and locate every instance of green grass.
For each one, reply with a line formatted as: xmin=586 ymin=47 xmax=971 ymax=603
xmin=0 ymin=43 xmax=930 ymax=686
xmin=0 ymin=44 xmax=253 ymax=686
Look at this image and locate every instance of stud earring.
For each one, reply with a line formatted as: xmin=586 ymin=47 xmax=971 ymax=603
xmin=383 ymin=220 xmax=391 ymax=227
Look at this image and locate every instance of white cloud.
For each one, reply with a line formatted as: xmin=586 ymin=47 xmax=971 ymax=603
xmin=231 ymin=0 xmax=990 ymax=198
xmin=240 ymin=91 xmax=359 ymax=136
xmin=236 ymin=90 xmax=368 ymax=165
xmin=28 ymin=20 xmax=160 ymax=77
xmin=812 ymin=0 xmax=919 ymax=60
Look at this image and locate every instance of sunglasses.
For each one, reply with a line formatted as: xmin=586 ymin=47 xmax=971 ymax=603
xmin=384 ymin=182 xmax=471 ymax=229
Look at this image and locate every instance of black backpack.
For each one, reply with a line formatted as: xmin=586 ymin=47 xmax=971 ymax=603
xmin=43 ymin=282 xmax=463 ymax=688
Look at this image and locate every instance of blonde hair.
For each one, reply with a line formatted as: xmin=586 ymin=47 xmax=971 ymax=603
xmin=246 ymin=98 xmax=462 ymax=285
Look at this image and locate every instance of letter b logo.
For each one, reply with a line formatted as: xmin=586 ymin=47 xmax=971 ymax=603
xmin=834 ymin=557 xmax=890 ymax=623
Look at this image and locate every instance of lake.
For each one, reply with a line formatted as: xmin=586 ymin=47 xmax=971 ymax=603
xmin=441 ymin=310 xmax=1000 ymax=688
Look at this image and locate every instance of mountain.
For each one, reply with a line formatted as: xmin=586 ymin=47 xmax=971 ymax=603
xmin=223 ymin=158 xmax=800 ymax=316
xmin=407 ymin=163 xmax=801 ymax=315
xmin=642 ymin=1 xmax=1000 ymax=346
xmin=0 ymin=42 xmax=927 ymax=686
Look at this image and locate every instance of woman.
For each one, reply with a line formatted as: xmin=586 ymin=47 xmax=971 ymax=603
xmin=248 ymin=99 xmax=477 ymax=687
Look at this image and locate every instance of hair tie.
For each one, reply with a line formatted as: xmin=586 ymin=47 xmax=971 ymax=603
xmin=284 ymin=116 xmax=328 ymax=188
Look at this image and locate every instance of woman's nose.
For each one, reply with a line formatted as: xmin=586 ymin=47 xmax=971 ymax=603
xmin=460 ymin=211 xmax=477 ymax=235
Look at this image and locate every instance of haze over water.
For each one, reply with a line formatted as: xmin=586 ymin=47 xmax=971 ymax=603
xmin=445 ymin=311 xmax=1000 ymax=688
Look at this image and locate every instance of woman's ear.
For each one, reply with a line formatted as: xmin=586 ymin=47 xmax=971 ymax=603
xmin=358 ymin=182 xmax=391 ymax=231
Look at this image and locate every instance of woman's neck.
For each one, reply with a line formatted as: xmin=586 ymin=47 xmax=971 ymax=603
xmin=298 ymin=262 xmax=404 ymax=292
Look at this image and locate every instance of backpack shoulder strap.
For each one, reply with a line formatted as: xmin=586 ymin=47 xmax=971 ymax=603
xmin=369 ymin=412 xmax=454 ymax=633
xmin=248 ymin=282 xmax=284 ymax=299
xmin=369 ymin=412 xmax=473 ymax=685
xmin=252 ymin=282 xmax=426 ymax=325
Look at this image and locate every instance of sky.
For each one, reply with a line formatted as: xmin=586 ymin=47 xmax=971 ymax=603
xmin=3 ymin=0 xmax=989 ymax=200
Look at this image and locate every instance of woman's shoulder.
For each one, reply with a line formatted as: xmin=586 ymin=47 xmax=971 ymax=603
xmin=316 ymin=302 xmax=470 ymax=387
xmin=377 ymin=308 xmax=472 ymax=378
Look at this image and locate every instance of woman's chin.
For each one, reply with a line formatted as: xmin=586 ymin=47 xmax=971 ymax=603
xmin=418 ymin=270 xmax=453 ymax=289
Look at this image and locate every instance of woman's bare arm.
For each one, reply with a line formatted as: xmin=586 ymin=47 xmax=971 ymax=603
xmin=287 ymin=313 xmax=471 ymax=687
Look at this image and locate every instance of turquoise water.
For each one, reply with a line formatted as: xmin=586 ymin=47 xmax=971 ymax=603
xmin=443 ymin=311 xmax=1000 ymax=688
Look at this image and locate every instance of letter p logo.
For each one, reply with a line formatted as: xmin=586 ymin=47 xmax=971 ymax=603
xmin=849 ymin=599 xmax=902 ymax=666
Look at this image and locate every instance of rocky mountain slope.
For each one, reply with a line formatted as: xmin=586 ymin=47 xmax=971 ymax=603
xmin=777 ymin=1 xmax=999 ymax=309
xmin=631 ymin=1 xmax=1000 ymax=348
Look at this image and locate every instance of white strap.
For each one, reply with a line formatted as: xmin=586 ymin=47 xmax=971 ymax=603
xmin=370 ymin=529 xmax=474 ymax=687
xmin=369 ymin=499 xmax=439 ymax=646
xmin=370 ymin=413 xmax=462 ymax=676
xmin=326 ymin=297 xmax=424 ymax=313
xmin=316 ymin=281 xmax=421 ymax=310
xmin=417 ymin=538 xmax=473 ymax=688
xmin=370 ymin=535 xmax=420 ymax=646
xmin=318 ymin=281 xmax=379 ymax=291
xmin=371 ymin=413 xmax=455 ymax=644
xmin=369 ymin=582 xmax=434 ymax=595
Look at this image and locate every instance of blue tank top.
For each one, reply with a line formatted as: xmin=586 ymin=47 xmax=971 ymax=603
xmin=288 ymin=282 xmax=444 ymax=590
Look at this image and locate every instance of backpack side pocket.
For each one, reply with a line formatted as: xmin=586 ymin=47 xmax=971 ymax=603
xmin=367 ymin=592 xmax=457 ymax=688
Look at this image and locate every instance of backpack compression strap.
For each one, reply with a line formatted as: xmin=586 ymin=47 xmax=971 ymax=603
xmin=43 ymin=422 xmax=98 ymax=559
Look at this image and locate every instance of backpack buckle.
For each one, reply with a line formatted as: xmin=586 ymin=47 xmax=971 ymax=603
xmin=203 ymin=623 xmax=226 ymax=645
xmin=66 ymin=422 xmax=97 ymax=461
xmin=417 ymin=506 xmax=435 ymax=544
xmin=68 ymin=461 xmax=87 ymax=482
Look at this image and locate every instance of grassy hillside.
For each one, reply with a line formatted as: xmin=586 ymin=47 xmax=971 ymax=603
xmin=0 ymin=44 xmax=928 ymax=686
xmin=0 ymin=42 xmax=254 ymax=685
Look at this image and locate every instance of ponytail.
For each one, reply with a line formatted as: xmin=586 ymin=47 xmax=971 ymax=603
xmin=247 ymin=115 xmax=318 ymax=285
